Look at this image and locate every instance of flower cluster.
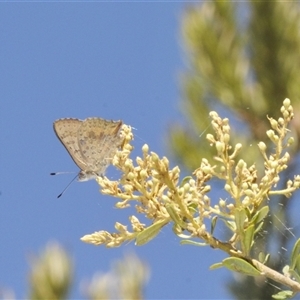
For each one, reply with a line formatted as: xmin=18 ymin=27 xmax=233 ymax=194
xmin=81 ymin=99 xmax=300 ymax=256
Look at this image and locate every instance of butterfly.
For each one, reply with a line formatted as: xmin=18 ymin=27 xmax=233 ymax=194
xmin=53 ymin=117 xmax=124 ymax=181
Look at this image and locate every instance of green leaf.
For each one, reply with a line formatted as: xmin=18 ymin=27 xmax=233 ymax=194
xmin=251 ymin=206 xmax=269 ymax=225
xmin=210 ymin=262 xmax=223 ymax=270
xmin=172 ymin=223 xmax=183 ymax=235
xmin=187 ymin=203 xmax=197 ymax=214
xmin=166 ymin=204 xmax=187 ymax=229
xmin=235 ymin=208 xmax=247 ymax=252
xmin=254 ymin=220 xmax=264 ymax=234
xmin=235 ymin=208 xmax=247 ymax=234
xmin=290 ymin=238 xmax=300 ymax=270
xmin=243 ymin=224 xmax=255 ymax=256
xmin=264 ymin=253 xmax=270 ymax=264
xmin=258 ymin=252 xmax=265 ymax=263
xmin=179 ymin=176 xmax=193 ymax=187
xmin=283 ymin=265 xmax=290 ymax=276
xmin=294 ymin=255 xmax=300 ymax=281
xmin=135 ymin=220 xmax=167 ymax=246
xmin=244 ymin=206 xmax=251 ymax=220
xmin=180 ymin=240 xmax=208 ymax=246
xmin=221 ymin=219 xmax=236 ymax=232
xmin=222 ymin=257 xmax=261 ymax=276
xmin=258 ymin=252 xmax=270 ymax=265
xmin=211 ymin=216 xmax=218 ymax=234
xmin=272 ymin=290 xmax=294 ymax=299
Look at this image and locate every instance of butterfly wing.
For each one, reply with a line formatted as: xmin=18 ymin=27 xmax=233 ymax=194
xmin=53 ymin=118 xmax=89 ymax=171
xmin=77 ymin=118 xmax=123 ymax=175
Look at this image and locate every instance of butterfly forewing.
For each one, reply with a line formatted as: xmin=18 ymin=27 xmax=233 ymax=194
xmin=54 ymin=119 xmax=89 ymax=170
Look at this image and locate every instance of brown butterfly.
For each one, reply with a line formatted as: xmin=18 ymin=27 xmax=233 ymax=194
xmin=53 ymin=117 xmax=123 ymax=182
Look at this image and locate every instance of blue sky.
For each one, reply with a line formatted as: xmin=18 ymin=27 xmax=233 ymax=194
xmin=0 ymin=3 xmax=232 ymax=299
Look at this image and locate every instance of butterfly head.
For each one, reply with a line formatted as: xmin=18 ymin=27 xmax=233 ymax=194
xmin=77 ymin=170 xmax=104 ymax=182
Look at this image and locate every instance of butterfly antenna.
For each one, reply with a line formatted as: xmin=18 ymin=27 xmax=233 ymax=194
xmin=56 ymin=174 xmax=78 ymax=198
xmin=50 ymin=171 xmax=75 ymax=176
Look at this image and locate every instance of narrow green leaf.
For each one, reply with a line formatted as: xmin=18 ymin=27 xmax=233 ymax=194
xmin=222 ymin=257 xmax=261 ymax=276
xmin=180 ymin=240 xmax=208 ymax=246
xmin=264 ymin=253 xmax=271 ymax=265
xmin=294 ymin=255 xmax=300 ymax=280
xmin=254 ymin=220 xmax=264 ymax=234
xmin=258 ymin=252 xmax=270 ymax=265
xmin=220 ymin=219 xmax=236 ymax=232
xmin=244 ymin=206 xmax=251 ymax=220
xmin=272 ymin=290 xmax=294 ymax=299
xmin=258 ymin=252 xmax=265 ymax=263
xmin=187 ymin=203 xmax=197 ymax=214
xmin=210 ymin=262 xmax=223 ymax=270
xmin=172 ymin=223 xmax=183 ymax=235
xmin=135 ymin=220 xmax=167 ymax=246
xmin=179 ymin=176 xmax=193 ymax=187
xmin=235 ymin=208 xmax=247 ymax=252
xmin=251 ymin=206 xmax=269 ymax=225
xmin=166 ymin=204 xmax=187 ymax=229
xmin=283 ymin=265 xmax=290 ymax=276
xmin=235 ymin=208 xmax=247 ymax=234
xmin=211 ymin=216 xmax=218 ymax=234
xmin=290 ymin=238 xmax=300 ymax=270
xmin=243 ymin=224 xmax=255 ymax=256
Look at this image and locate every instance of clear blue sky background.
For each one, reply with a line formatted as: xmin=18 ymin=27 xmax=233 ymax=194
xmin=0 ymin=3 xmax=232 ymax=299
